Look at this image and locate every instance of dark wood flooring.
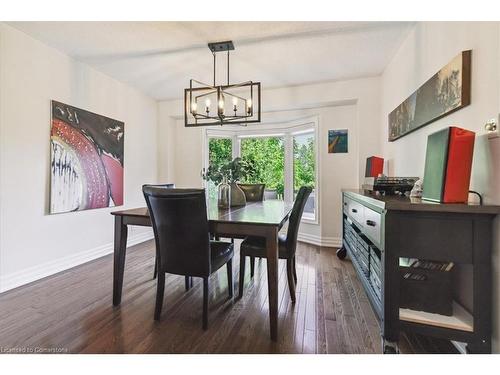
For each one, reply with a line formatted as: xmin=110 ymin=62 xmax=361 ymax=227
xmin=0 ymin=240 xmax=457 ymax=354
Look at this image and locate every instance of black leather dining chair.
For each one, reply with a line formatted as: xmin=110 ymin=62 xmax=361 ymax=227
xmin=237 ymin=183 xmax=266 ymax=202
xmin=238 ymin=186 xmax=312 ymax=303
xmin=150 ymin=183 xmax=175 ymax=280
xmin=225 ymin=184 xmax=266 ymax=265
xmin=143 ymin=186 xmax=234 ymax=329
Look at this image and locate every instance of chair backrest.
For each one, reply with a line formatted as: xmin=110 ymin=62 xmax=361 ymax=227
xmin=237 ymin=183 xmax=266 ymax=202
xmin=143 ymin=186 xmax=211 ymax=278
xmin=148 ymin=183 xmax=175 ymax=188
xmin=286 ymin=186 xmax=313 ymax=257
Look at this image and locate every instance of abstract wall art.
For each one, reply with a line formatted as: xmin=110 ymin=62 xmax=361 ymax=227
xmin=328 ymin=129 xmax=348 ymax=153
xmin=388 ymin=50 xmax=471 ymax=142
xmin=50 ymin=100 xmax=124 ymax=214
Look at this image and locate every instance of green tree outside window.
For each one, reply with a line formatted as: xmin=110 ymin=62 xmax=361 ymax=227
xmin=240 ymin=137 xmax=285 ymax=197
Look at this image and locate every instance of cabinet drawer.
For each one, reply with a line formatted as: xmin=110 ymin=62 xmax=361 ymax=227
xmin=347 ymin=199 xmax=364 ymax=225
xmin=343 ymin=196 xmax=350 ymax=215
xmin=363 ymin=206 xmax=382 ymax=246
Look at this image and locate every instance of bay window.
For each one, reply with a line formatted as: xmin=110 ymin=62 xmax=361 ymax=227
xmin=204 ymin=117 xmax=318 ymax=223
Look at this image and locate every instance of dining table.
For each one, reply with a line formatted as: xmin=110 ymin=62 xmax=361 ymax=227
xmin=110 ymin=199 xmax=293 ymax=341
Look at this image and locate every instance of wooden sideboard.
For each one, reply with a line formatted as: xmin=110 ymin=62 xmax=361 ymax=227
xmin=338 ymin=190 xmax=499 ymax=353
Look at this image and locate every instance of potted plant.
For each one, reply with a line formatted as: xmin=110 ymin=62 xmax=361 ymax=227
xmin=202 ymin=157 xmax=255 ymax=207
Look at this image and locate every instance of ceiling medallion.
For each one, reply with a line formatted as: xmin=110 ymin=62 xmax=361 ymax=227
xmin=184 ymin=40 xmax=261 ymax=127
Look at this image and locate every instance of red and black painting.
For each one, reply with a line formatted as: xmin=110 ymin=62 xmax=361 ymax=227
xmin=50 ymin=100 xmax=124 ymax=214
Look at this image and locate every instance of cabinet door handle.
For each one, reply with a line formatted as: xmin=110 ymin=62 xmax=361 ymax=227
xmin=366 ymin=220 xmax=376 ymax=227
xmin=344 ymin=202 xmax=348 ymax=206
xmin=351 ymin=208 xmax=358 ymax=213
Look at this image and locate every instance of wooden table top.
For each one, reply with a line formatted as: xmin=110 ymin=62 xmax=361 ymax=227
xmin=111 ymin=199 xmax=293 ymax=227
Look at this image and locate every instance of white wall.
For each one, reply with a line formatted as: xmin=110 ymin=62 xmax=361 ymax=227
xmin=0 ymin=24 xmax=158 ymax=292
xmin=380 ymin=21 xmax=500 ymax=352
xmin=158 ymin=77 xmax=381 ymax=246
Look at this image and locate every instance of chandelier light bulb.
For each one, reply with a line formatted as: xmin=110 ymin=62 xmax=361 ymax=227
xmin=191 ymin=101 xmax=197 ymax=114
xmin=232 ymin=97 xmax=238 ymax=106
xmin=218 ymin=99 xmax=225 ymax=109
xmin=205 ymin=98 xmax=211 ymax=108
xmin=246 ymin=98 xmax=253 ymax=114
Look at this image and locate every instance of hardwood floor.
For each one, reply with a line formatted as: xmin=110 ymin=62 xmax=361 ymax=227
xmin=0 ymin=240 xmax=456 ymax=354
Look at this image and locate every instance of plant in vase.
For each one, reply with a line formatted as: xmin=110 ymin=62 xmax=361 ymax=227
xmin=202 ymin=157 xmax=255 ymax=207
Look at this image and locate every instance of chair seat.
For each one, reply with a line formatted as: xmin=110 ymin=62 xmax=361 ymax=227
xmin=240 ymin=234 xmax=291 ymax=259
xmin=210 ymin=241 xmax=234 ymax=271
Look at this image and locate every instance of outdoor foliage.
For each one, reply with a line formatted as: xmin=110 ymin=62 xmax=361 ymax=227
xmin=293 ymin=135 xmax=315 ymax=192
xmin=208 ymin=138 xmax=232 ymax=170
xmin=206 ymin=135 xmax=315 ymax=199
xmin=240 ymin=137 xmax=285 ymax=196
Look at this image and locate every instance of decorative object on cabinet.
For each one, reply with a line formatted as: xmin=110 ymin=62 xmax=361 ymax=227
xmin=410 ymin=179 xmax=424 ymax=198
xmin=50 ymin=100 xmax=124 ymax=214
xmin=328 ymin=129 xmax=348 ymax=153
xmin=362 ymin=177 xmax=418 ymax=195
xmin=422 ymin=126 xmax=475 ymax=203
xmin=388 ymin=50 xmax=471 ymax=142
xmin=365 ymin=156 xmax=384 ymax=177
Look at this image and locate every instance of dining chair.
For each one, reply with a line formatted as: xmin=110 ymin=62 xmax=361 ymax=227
xmin=237 ymin=183 xmax=266 ymax=202
xmin=238 ymin=186 xmax=312 ymax=303
xmin=151 ymin=183 xmax=175 ymax=280
xmin=227 ymin=184 xmax=266 ymax=268
xmin=143 ymin=186 xmax=234 ymax=329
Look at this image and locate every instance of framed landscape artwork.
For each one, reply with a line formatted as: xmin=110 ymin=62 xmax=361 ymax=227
xmin=328 ymin=129 xmax=348 ymax=153
xmin=50 ymin=100 xmax=124 ymax=214
xmin=388 ymin=50 xmax=471 ymax=142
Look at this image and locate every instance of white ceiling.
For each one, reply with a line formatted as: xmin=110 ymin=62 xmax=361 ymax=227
xmin=9 ymin=21 xmax=414 ymax=101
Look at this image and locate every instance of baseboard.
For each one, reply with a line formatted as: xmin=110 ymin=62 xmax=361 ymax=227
xmin=0 ymin=230 xmax=154 ymax=293
xmin=297 ymin=232 xmax=341 ymax=248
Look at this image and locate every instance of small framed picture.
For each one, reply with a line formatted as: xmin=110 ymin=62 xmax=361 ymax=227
xmin=328 ymin=129 xmax=348 ymax=153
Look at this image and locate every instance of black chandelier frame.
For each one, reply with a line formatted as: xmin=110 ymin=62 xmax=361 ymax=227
xmin=184 ymin=41 xmax=261 ymax=127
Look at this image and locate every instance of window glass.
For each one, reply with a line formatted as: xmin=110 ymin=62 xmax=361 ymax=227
xmin=207 ymin=137 xmax=233 ymax=198
xmin=293 ymin=131 xmax=315 ymax=219
xmin=240 ymin=137 xmax=285 ymax=200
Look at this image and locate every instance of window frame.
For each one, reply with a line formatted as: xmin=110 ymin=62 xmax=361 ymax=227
xmin=203 ymin=115 xmax=319 ymax=224
xmin=291 ymin=127 xmax=318 ymax=224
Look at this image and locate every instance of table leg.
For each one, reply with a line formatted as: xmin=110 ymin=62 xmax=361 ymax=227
xmin=113 ymin=215 xmax=128 ymax=306
xmin=265 ymin=226 xmax=279 ymax=341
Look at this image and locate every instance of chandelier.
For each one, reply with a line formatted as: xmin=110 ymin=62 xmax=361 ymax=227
xmin=184 ymin=40 xmax=261 ymax=127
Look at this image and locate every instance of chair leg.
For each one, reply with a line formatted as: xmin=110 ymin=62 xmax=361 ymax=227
xmin=154 ymin=272 xmax=165 ymax=320
xmin=293 ymin=256 xmax=298 ymax=283
xmin=227 ymin=259 xmax=234 ymax=298
xmin=153 ymin=256 xmax=158 ymax=279
xmin=185 ymin=276 xmax=192 ymax=291
xmin=239 ymin=255 xmax=246 ymax=299
xmin=202 ymin=277 xmax=209 ymax=330
xmin=250 ymin=256 xmax=255 ymax=278
xmin=286 ymin=259 xmax=296 ymax=304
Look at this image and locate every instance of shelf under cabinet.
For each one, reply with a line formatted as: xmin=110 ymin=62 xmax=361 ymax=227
xmin=399 ymin=301 xmax=473 ymax=332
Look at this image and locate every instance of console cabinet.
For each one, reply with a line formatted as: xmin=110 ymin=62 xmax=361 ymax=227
xmin=338 ymin=190 xmax=499 ymax=354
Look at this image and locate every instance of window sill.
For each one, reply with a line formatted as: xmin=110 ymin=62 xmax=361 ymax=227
xmin=301 ymin=216 xmax=319 ymax=225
